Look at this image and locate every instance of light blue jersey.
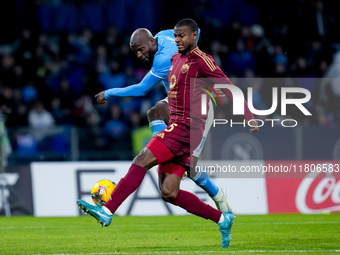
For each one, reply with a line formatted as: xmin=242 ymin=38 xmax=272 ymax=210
xmin=104 ymin=29 xmax=200 ymax=99
xmin=149 ymin=29 xmax=178 ymax=91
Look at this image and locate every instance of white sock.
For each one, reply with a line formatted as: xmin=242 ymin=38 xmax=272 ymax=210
xmin=103 ymin=206 xmax=113 ymax=215
xmin=218 ymin=213 xmax=224 ymax=223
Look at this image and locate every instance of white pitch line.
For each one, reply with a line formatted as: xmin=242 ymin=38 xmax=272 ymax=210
xmin=36 ymin=249 xmax=340 ymax=255
xmin=236 ymin=221 xmax=340 ymax=225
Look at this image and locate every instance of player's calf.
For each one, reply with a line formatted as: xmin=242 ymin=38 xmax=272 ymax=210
xmin=159 ymin=172 xmax=181 ymax=203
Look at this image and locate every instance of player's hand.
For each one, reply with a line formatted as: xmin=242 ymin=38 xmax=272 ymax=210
xmin=95 ymin=91 xmax=107 ymax=104
xmin=247 ymin=119 xmax=259 ymax=133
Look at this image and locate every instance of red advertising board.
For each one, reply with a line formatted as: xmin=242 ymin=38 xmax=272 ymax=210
xmin=266 ymin=161 xmax=340 ymax=214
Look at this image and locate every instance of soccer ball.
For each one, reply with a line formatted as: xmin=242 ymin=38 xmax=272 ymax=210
xmin=91 ymin=180 xmax=116 ymax=206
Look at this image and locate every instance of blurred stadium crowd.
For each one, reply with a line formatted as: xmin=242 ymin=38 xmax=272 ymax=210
xmin=1 ymin=0 xmax=340 ymax=159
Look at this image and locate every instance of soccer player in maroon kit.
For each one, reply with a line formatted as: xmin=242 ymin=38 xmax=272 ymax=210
xmin=77 ymin=18 xmax=258 ymax=248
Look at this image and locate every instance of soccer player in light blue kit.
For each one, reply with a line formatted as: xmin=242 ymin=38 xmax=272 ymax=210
xmin=95 ymin=28 xmax=231 ymax=212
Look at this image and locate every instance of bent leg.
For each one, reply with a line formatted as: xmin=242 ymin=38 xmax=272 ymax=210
xmin=191 ymin=157 xmax=233 ymax=213
xmin=190 ymin=156 xmax=219 ymax=197
xmin=159 ymin=163 xmax=222 ymax=223
xmin=105 ymin=137 xmax=174 ymax=214
xmin=189 ymin=101 xmax=220 ymax=198
xmin=188 ymin=100 xmax=232 ymax=212
xmin=158 ymin=172 xmax=181 ymax=203
xmin=148 ymin=100 xmax=169 ymax=136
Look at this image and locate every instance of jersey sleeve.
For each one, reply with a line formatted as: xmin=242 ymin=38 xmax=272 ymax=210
xmin=104 ymin=71 xmax=162 ymax=99
xmin=198 ymin=54 xmax=254 ymax=120
xmin=150 ymin=66 xmax=169 ymax=80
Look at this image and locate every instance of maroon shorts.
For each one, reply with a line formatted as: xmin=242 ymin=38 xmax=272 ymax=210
xmin=146 ymin=122 xmax=202 ymax=170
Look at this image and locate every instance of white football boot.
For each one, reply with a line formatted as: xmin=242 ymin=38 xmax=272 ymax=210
xmin=212 ymin=188 xmax=233 ymax=213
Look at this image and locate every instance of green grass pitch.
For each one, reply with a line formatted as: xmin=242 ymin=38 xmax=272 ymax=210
xmin=0 ymin=214 xmax=339 ymax=255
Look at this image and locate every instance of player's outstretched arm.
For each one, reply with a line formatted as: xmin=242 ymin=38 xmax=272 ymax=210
xmin=196 ymin=53 xmax=259 ymax=134
xmin=96 ymin=71 xmax=162 ymax=103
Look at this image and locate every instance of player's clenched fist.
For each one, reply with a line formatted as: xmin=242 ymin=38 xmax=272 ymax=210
xmin=247 ymin=119 xmax=259 ymax=133
xmin=95 ymin=91 xmax=107 ymax=104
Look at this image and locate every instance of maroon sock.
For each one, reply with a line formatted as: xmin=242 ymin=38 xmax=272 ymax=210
xmin=104 ymin=164 xmax=146 ymax=214
xmin=171 ymin=190 xmax=222 ymax=223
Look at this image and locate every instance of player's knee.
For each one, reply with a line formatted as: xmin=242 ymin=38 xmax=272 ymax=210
xmin=132 ymin=148 xmax=156 ymax=170
xmin=160 ymin=188 xmax=178 ymax=202
xmin=147 ymin=106 xmax=161 ymax=121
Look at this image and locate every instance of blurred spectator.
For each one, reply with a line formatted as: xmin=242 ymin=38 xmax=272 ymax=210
xmin=223 ymin=21 xmax=242 ymax=51
xmin=291 ymin=57 xmax=312 ymax=77
xmin=79 ymin=109 xmax=108 ymax=152
xmin=13 ymin=28 xmax=36 ymax=77
xmin=316 ymin=59 xmax=328 ymax=77
xmin=248 ymin=77 xmax=270 ymax=122
xmin=273 ymin=62 xmax=288 ymax=78
xmin=318 ymin=51 xmax=340 ymax=124
xmin=0 ymin=86 xmax=16 ymax=116
xmin=59 ymin=32 xmax=78 ymax=58
xmin=6 ymin=102 xmax=28 ymax=127
xmin=116 ymin=44 xmax=135 ymax=69
xmin=13 ymin=28 xmax=35 ymax=62
xmin=2 ymin=0 xmax=340 ymax=164
xmin=12 ymin=65 xmax=26 ymax=88
xmin=73 ymin=95 xmax=95 ymax=126
xmin=301 ymin=0 xmax=329 ymax=40
xmin=129 ymin=111 xmax=142 ymax=130
xmin=226 ymin=39 xmax=256 ymax=77
xmin=315 ymin=102 xmax=336 ymax=127
xmin=74 ymin=28 xmax=94 ymax=64
xmin=0 ymin=55 xmax=16 ymax=85
xmin=98 ymin=60 xmax=126 ymax=90
xmin=50 ymin=97 xmax=73 ymax=125
xmin=94 ymin=45 xmax=109 ymax=74
xmin=28 ymin=101 xmax=55 ymax=129
xmin=57 ymin=78 xmax=75 ymax=109
xmin=104 ymin=104 xmax=129 ymax=140
xmin=124 ymin=66 xmax=138 ymax=86
xmin=0 ymin=0 xmax=340 ymax=136
xmin=251 ymin=25 xmax=274 ymax=77
xmin=104 ymin=27 xmax=120 ymax=59
xmin=58 ymin=54 xmax=86 ymax=96
xmin=21 ymin=80 xmax=38 ymax=103
xmin=273 ymin=45 xmax=288 ymax=66
xmin=210 ymin=40 xmax=228 ymax=68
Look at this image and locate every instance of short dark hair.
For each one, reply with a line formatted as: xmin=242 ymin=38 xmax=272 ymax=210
xmin=175 ymin=18 xmax=198 ymax=32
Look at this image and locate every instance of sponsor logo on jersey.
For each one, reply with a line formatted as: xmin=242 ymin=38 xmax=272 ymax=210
xmin=168 ymin=91 xmax=177 ymax=98
xmin=170 ymin=75 xmax=176 ymax=89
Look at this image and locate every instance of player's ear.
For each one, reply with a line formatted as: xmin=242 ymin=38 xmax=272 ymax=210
xmin=192 ymin=31 xmax=198 ymax=41
xmin=150 ymin=37 xmax=156 ymax=46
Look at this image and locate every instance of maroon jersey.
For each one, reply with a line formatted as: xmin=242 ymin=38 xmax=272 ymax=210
xmin=168 ymin=47 xmax=254 ymax=131
xmin=150 ymin=47 xmax=254 ymax=168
